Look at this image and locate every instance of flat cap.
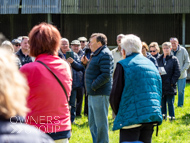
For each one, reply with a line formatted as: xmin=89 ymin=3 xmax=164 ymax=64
xmin=71 ymin=40 xmax=81 ymax=45
xmin=78 ymin=37 xmax=87 ymax=42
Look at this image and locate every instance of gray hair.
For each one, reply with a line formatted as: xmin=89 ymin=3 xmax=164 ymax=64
xmin=61 ymin=38 xmax=69 ymax=44
xmin=121 ymin=34 xmax=142 ymax=56
xmin=1 ymin=40 xmax=14 ymax=52
xmin=117 ymin=34 xmax=125 ymax=39
xmin=170 ymin=37 xmax=178 ymax=42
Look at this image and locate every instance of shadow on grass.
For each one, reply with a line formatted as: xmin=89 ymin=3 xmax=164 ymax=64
xmin=178 ymin=113 xmax=190 ymax=126
xmin=174 ymin=113 xmax=190 ymax=126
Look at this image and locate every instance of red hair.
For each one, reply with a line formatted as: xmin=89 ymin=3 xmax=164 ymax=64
xmin=29 ymin=22 xmax=61 ymax=57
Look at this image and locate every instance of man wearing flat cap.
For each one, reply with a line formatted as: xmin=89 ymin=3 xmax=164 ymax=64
xmin=70 ymin=40 xmax=85 ymax=118
xmin=71 ymin=40 xmax=84 ymax=57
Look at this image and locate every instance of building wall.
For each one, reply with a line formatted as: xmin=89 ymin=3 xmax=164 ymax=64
xmin=0 ymin=14 xmax=187 ymax=46
xmin=60 ymin=14 xmax=182 ymax=46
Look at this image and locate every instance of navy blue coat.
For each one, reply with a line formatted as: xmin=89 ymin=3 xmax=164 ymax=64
xmin=85 ymin=45 xmax=114 ymax=96
xmin=58 ymin=50 xmax=85 ymax=89
xmin=157 ymin=54 xmax=180 ymax=95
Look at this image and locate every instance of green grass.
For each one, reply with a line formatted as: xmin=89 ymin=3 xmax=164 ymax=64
xmin=70 ymin=83 xmax=190 ymax=143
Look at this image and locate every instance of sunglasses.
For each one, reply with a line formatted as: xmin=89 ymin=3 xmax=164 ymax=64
xmin=150 ymin=50 xmax=156 ymax=53
xmin=80 ymin=41 xmax=85 ymax=43
xmin=15 ymin=44 xmax=20 ymax=47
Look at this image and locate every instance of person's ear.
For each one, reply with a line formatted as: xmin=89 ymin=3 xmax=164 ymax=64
xmin=122 ymin=49 xmax=126 ymax=59
xmin=97 ymin=41 xmax=102 ymax=47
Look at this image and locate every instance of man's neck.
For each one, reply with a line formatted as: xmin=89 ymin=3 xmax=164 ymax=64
xmin=21 ymin=48 xmax=29 ymax=56
xmin=118 ymin=46 xmax=121 ymax=51
xmin=173 ymin=45 xmax=179 ymax=52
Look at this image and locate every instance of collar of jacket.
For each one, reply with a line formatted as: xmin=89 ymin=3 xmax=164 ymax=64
xmin=78 ymin=49 xmax=84 ymax=56
xmin=16 ymin=48 xmax=24 ymax=56
xmin=152 ymin=53 xmax=159 ymax=58
xmin=160 ymin=54 xmax=172 ymax=60
xmin=91 ymin=45 xmax=106 ymax=57
xmin=172 ymin=44 xmax=181 ymax=53
xmin=125 ymin=52 xmax=139 ymax=58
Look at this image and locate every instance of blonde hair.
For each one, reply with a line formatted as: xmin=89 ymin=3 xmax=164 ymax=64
xmin=0 ymin=49 xmax=28 ymax=119
xmin=142 ymin=42 xmax=149 ymax=51
xmin=149 ymin=42 xmax=160 ymax=53
xmin=1 ymin=40 xmax=14 ymax=52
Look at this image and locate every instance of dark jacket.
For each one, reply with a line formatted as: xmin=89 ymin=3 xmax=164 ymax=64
xmin=16 ymin=49 xmax=33 ymax=66
xmin=58 ymin=50 xmax=85 ymax=89
xmin=0 ymin=116 xmax=54 ymax=143
xmin=77 ymin=49 xmax=84 ymax=59
xmin=157 ymin=54 xmax=180 ymax=95
xmin=85 ymin=45 xmax=114 ymax=96
xmin=146 ymin=52 xmax=158 ymax=68
xmin=83 ymin=47 xmax=91 ymax=59
xmin=71 ymin=52 xmax=85 ymax=89
xmin=152 ymin=53 xmax=160 ymax=59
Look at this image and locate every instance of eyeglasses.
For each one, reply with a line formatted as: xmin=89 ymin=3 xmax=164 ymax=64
xmin=80 ymin=41 xmax=85 ymax=43
xmin=150 ymin=50 xmax=156 ymax=53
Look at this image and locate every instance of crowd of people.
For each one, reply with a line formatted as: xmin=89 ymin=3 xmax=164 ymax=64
xmin=0 ymin=22 xmax=190 ymax=143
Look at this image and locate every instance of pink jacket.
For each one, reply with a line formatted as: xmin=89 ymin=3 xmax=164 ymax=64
xmin=20 ymin=54 xmax=72 ymax=133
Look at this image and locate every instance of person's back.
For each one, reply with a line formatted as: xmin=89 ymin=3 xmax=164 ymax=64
xmin=110 ymin=34 xmax=162 ymax=143
xmin=114 ymin=53 xmax=162 ymax=130
xmin=21 ymin=54 xmax=72 ymax=133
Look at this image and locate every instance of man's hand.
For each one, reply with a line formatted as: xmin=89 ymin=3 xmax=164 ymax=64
xmin=67 ymin=57 xmax=74 ymax=64
xmin=81 ymin=55 xmax=89 ymax=65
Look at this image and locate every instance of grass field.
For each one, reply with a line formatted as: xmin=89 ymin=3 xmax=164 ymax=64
xmin=69 ymin=83 xmax=190 ymax=143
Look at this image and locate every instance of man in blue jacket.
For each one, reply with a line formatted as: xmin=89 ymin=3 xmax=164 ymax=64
xmin=82 ymin=33 xmax=114 ymax=143
xmin=110 ymin=34 xmax=162 ymax=143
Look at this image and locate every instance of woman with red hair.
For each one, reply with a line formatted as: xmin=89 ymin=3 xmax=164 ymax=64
xmin=20 ymin=23 xmax=72 ymax=143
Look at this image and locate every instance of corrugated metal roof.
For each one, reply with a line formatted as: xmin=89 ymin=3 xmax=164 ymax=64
xmin=21 ymin=0 xmax=61 ymax=14
xmin=60 ymin=0 xmax=190 ymax=14
xmin=0 ymin=0 xmax=188 ymax=14
xmin=0 ymin=0 xmax=20 ymax=14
